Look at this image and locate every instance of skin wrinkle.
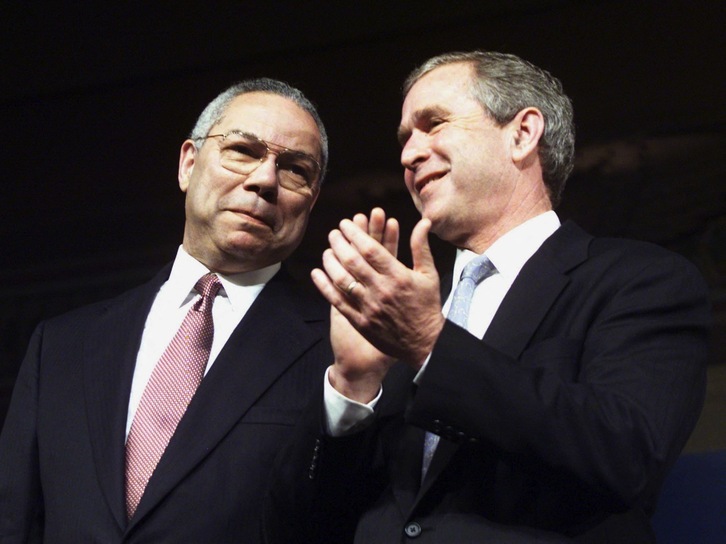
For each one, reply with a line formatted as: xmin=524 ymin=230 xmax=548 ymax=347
xmin=178 ymin=92 xmax=322 ymax=275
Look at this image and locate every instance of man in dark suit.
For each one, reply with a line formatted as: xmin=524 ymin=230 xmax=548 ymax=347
xmin=0 ymin=78 xmax=332 ymax=542
xmin=263 ymin=51 xmax=711 ymax=543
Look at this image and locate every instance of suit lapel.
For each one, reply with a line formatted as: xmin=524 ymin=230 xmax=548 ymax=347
xmin=483 ymin=221 xmax=590 ymax=359
xmin=130 ymin=269 xmax=326 ymax=523
xmin=415 ymin=222 xmax=592 ymax=502
xmin=83 ymin=266 xmax=170 ymax=530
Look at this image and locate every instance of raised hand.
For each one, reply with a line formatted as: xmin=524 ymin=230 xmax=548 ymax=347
xmin=313 ymin=209 xmax=399 ymax=402
xmin=312 ymin=207 xmax=445 ymax=384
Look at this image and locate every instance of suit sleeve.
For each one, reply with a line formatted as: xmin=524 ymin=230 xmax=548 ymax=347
xmin=408 ymin=247 xmax=711 ymax=509
xmin=0 ymin=324 xmax=45 ymax=542
xmin=262 ymin=378 xmax=387 ymax=544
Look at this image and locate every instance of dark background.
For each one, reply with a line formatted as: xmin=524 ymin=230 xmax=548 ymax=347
xmin=1 ymin=0 xmax=724 ymax=450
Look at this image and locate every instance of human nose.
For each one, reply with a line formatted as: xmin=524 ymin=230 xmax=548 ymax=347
xmin=400 ymin=130 xmax=430 ymax=171
xmin=242 ymin=154 xmax=279 ymax=200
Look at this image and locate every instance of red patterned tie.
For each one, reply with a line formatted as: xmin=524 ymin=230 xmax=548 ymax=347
xmin=125 ymin=273 xmax=222 ymax=518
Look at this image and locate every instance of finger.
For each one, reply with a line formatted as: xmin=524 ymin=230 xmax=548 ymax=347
xmin=368 ymin=208 xmax=386 ymax=244
xmin=352 ymin=212 xmax=369 ymax=233
xmin=311 ymin=267 xmax=360 ymax=307
xmin=329 ymin=223 xmax=389 ymax=284
xmin=382 ymin=217 xmax=400 ymax=258
xmin=338 ymin=219 xmax=400 ymax=276
xmin=410 ymin=218 xmax=437 ymax=276
xmin=368 ymin=208 xmax=399 ymax=259
xmin=320 ymin=247 xmax=362 ymax=295
xmin=311 ymin=268 xmax=361 ymax=322
xmin=310 ymin=267 xmax=342 ymax=307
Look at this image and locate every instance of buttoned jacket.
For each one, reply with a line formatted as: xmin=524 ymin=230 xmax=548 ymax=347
xmin=0 ymin=265 xmax=332 ymax=543
xmin=264 ymin=221 xmax=711 ymax=544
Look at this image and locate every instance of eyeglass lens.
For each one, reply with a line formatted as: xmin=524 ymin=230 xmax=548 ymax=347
xmin=217 ymin=131 xmax=319 ymax=190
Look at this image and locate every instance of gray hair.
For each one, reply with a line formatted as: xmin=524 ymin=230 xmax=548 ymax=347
xmin=189 ymin=78 xmax=329 ymax=183
xmin=403 ymin=51 xmax=574 ymax=207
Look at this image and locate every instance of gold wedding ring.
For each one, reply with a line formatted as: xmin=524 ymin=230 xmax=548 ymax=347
xmin=345 ymin=280 xmax=358 ymax=295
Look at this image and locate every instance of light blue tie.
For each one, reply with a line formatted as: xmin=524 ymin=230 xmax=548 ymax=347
xmin=421 ymin=254 xmax=496 ymax=481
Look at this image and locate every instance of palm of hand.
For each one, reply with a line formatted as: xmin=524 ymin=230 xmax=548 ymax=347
xmin=330 ymin=306 xmax=395 ymax=380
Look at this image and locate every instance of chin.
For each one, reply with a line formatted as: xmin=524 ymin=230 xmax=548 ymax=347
xmin=425 ymin=213 xmax=458 ymax=242
xmin=420 ymin=206 xmax=442 ymax=228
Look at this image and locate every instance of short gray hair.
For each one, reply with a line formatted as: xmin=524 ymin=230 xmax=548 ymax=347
xmin=189 ymin=78 xmax=329 ymax=183
xmin=404 ymin=51 xmax=574 ymax=207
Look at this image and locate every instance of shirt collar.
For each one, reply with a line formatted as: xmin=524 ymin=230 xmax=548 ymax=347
xmin=453 ymin=211 xmax=561 ymax=282
xmin=166 ymin=246 xmax=281 ymax=310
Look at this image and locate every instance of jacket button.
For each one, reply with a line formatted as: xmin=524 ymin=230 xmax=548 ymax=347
xmin=404 ymin=521 xmax=422 ymax=538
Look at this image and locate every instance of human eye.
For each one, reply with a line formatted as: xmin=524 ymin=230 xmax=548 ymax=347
xmin=287 ymin=162 xmax=313 ymax=184
xmin=224 ymin=134 xmax=265 ymax=161
xmin=426 ymin=116 xmax=447 ymax=132
xmin=278 ymin=154 xmax=317 ymax=187
xmin=416 ymin=106 xmax=450 ymax=134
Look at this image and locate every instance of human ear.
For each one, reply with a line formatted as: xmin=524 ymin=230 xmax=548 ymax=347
xmin=178 ymin=140 xmax=197 ymax=192
xmin=511 ymin=107 xmax=544 ymax=163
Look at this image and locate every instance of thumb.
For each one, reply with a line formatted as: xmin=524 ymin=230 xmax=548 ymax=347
xmin=410 ymin=218 xmax=436 ymax=276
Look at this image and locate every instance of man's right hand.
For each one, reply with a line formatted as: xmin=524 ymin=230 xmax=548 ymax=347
xmin=313 ymin=209 xmax=399 ymax=403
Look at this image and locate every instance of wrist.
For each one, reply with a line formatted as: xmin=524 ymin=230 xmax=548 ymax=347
xmin=328 ymin=364 xmax=383 ymax=404
xmin=406 ymin=313 xmax=445 ymax=370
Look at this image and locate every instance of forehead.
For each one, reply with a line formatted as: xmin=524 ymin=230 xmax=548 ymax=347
xmin=214 ymin=92 xmax=321 ymax=154
xmin=400 ymin=63 xmax=481 ymax=125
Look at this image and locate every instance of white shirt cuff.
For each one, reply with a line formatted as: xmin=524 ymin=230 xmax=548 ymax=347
xmin=413 ymin=352 xmax=432 ymax=385
xmin=323 ymin=366 xmax=381 ymax=437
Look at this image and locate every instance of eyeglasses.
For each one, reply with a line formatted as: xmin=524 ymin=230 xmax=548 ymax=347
xmin=200 ymin=130 xmax=321 ymax=191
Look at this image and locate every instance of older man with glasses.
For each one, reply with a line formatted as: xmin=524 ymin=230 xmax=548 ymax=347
xmin=0 ymin=78 xmax=332 ymax=542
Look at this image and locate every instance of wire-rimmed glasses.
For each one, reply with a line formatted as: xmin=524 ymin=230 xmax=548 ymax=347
xmin=199 ymin=130 xmax=321 ymax=192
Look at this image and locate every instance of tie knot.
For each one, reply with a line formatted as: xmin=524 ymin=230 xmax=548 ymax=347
xmin=460 ymin=254 xmax=496 ymax=286
xmin=195 ymin=273 xmax=222 ymax=300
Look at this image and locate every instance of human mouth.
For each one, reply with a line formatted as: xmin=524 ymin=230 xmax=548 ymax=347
xmin=415 ymin=172 xmax=446 ymax=195
xmin=227 ymin=208 xmax=274 ymax=229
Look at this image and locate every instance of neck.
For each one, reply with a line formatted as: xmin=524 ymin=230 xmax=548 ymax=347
xmin=466 ymin=190 xmax=552 ymax=254
xmin=181 ymin=241 xmax=273 ymax=276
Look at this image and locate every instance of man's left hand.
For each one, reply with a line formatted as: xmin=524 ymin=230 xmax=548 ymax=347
xmin=312 ymin=208 xmax=445 ymax=369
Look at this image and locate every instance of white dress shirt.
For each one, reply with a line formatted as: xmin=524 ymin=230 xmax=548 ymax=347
xmin=324 ymin=211 xmax=561 ymax=435
xmin=125 ymin=246 xmax=279 ymax=437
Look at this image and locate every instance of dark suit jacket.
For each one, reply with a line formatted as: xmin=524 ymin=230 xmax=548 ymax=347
xmin=264 ymin=221 xmax=712 ymax=544
xmin=0 ymin=265 xmax=332 ymax=543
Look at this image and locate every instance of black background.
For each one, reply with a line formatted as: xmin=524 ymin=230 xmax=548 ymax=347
xmin=1 ymin=1 xmax=724 ymax=447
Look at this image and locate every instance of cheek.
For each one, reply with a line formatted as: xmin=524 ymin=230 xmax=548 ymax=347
xmin=278 ymin=197 xmax=314 ymax=230
xmin=403 ymin=171 xmax=415 ymax=192
xmin=189 ymin=173 xmax=226 ymax=205
xmin=185 ymin=181 xmax=209 ymax=215
xmin=403 ymin=172 xmax=421 ymax=202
